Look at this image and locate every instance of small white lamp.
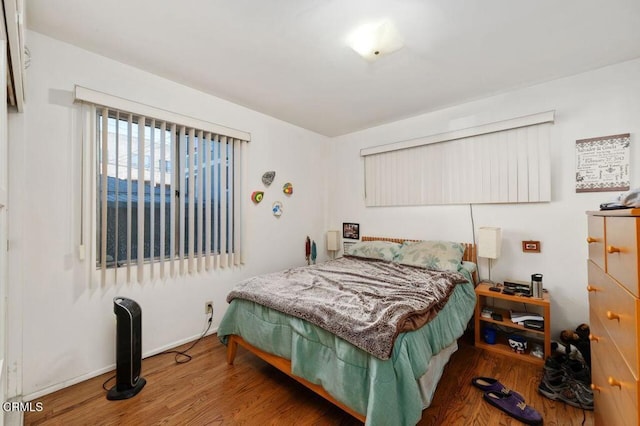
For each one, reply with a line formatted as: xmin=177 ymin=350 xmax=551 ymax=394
xmin=327 ymin=230 xmax=340 ymax=259
xmin=477 ymin=227 xmax=502 ymax=283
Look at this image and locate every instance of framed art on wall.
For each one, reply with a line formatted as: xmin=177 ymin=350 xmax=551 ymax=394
xmin=522 ymin=240 xmax=541 ymax=253
xmin=576 ymin=133 xmax=630 ymax=193
xmin=342 ymin=222 xmax=360 ymax=240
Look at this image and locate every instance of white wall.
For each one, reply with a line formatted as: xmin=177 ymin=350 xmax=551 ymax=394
xmin=328 ymin=58 xmax=640 ymax=338
xmin=7 ymin=31 xmax=330 ymax=399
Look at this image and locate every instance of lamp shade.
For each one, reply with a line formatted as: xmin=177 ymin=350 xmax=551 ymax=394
xmin=477 ymin=227 xmax=502 ymax=259
xmin=327 ymin=230 xmax=340 ymax=251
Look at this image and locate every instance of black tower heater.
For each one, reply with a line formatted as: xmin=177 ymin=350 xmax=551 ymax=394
xmin=107 ymin=297 xmax=146 ymax=400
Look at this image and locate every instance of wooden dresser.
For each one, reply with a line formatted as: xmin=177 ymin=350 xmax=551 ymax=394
xmin=586 ymin=209 xmax=640 ymax=426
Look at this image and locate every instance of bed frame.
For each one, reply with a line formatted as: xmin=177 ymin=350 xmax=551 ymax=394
xmin=225 ymin=236 xmax=477 ymax=423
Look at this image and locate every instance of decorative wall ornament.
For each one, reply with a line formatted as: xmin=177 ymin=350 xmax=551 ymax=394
xmin=251 ymin=191 xmax=264 ymax=204
xmin=311 ymin=241 xmax=317 ymax=264
xmin=576 ymin=133 xmax=630 ymax=193
xmin=272 ymin=201 xmax=283 ymax=217
xmin=256 ymin=171 xmax=292 ymax=218
xmin=262 ymin=171 xmax=276 ymax=186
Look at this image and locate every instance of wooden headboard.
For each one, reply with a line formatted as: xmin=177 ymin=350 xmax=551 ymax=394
xmin=361 ymin=236 xmax=478 ymax=283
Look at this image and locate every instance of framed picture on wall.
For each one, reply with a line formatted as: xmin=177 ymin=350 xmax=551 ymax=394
xmin=575 ymin=133 xmax=630 ymax=192
xmin=342 ymin=222 xmax=360 ymax=240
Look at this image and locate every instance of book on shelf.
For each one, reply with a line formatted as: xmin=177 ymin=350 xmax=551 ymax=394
xmin=509 ymin=310 xmax=543 ymax=324
xmin=481 ymin=306 xmax=493 ymax=318
xmin=503 ymin=279 xmax=531 ymax=291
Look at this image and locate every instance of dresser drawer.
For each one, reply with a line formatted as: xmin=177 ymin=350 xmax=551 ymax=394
xmin=587 ymin=215 xmax=606 ymax=270
xmin=605 ymin=216 xmax=640 ymax=297
xmin=591 ymin=316 xmax=639 ymax=426
xmin=588 ymin=261 xmax=640 ymax=377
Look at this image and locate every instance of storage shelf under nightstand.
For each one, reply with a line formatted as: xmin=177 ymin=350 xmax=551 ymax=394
xmin=474 ymin=282 xmax=551 ymax=365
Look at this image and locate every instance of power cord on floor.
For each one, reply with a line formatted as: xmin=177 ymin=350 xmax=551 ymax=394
xmin=102 ymin=375 xmax=115 ymax=391
xmin=155 ymin=311 xmax=213 ymax=364
xmin=102 ymin=310 xmax=214 ymax=391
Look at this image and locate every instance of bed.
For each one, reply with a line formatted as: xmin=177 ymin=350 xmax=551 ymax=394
xmin=218 ymin=236 xmax=477 ymax=426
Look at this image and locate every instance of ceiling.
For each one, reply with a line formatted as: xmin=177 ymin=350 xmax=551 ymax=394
xmin=26 ymin=0 xmax=640 ymax=137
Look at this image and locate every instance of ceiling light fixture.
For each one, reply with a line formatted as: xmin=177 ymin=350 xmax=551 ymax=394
xmin=347 ymin=20 xmax=404 ymax=61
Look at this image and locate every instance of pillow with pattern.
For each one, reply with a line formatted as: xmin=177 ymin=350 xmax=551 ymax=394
xmin=395 ymin=240 xmax=465 ymax=272
xmin=347 ymin=241 xmax=402 ymax=262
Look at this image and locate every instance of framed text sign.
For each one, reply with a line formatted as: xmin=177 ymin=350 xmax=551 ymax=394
xmin=576 ymin=133 xmax=630 ymax=193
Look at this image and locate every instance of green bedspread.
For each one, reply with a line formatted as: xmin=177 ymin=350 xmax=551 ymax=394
xmin=218 ymin=272 xmax=476 ymax=426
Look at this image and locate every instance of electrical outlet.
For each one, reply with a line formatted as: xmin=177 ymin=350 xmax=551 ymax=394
xmin=205 ymin=301 xmax=213 ymax=315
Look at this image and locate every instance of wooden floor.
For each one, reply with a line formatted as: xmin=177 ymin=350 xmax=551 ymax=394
xmin=25 ymin=332 xmax=593 ymax=425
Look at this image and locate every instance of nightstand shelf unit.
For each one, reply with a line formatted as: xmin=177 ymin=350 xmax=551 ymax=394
xmin=474 ymin=282 xmax=551 ymax=365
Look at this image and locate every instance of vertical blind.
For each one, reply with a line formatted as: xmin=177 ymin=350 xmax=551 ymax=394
xmin=361 ymin=111 xmax=554 ymax=206
xmin=75 ymin=86 xmax=250 ymax=285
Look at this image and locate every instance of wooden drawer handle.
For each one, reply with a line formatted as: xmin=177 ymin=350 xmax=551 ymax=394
xmin=607 ymin=245 xmax=621 ymax=254
xmin=587 ymin=285 xmax=598 ymax=292
xmin=587 ymin=236 xmax=599 ymax=244
xmin=589 ymin=334 xmax=599 ymax=342
xmin=590 ymin=384 xmax=601 ymax=393
xmin=608 ymin=377 xmax=622 ymax=388
xmin=606 ymin=311 xmax=620 ymax=321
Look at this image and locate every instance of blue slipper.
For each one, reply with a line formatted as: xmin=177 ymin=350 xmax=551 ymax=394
xmin=471 ymin=377 xmax=524 ymax=401
xmin=483 ymin=391 xmax=543 ymax=425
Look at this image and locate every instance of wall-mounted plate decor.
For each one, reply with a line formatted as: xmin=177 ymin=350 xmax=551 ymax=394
xmin=262 ymin=171 xmax=276 ymax=186
xmin=272 ymin=201 xmax=283 ymax=217
xmin=251 ymin=191 xmax=264 ymax=203
xmin=283 ymin=182 xmax=293 ymax=195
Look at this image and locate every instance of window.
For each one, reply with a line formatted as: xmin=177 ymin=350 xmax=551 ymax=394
xmin=361 ymin=111 xmax=554 ymax=206
xmin=76 ymin=86 xmax=250 ymax=284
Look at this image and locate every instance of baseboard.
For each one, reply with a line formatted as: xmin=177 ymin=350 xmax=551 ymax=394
xmin=23 ymin=328 xmax=218 ymax=402
xmin=3 ymin=409 xmax=23 ymax=426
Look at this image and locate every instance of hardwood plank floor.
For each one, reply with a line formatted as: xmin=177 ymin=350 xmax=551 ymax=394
xmin=25 ymin=332 xmax=593 ymax=425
